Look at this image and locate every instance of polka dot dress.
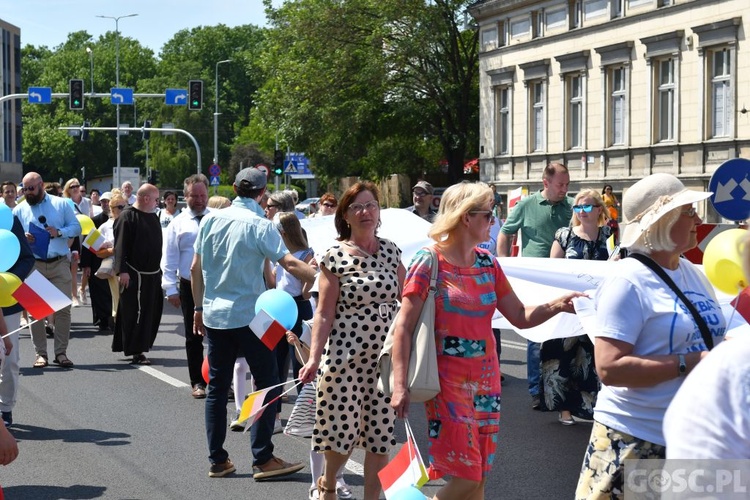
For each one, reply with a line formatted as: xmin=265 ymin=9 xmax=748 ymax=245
xmin=313 ymin=238 xmax=401 ymax=455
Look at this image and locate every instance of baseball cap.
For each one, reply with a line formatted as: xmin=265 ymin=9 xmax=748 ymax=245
xmin=412 ymin=181 xmax=434 ymax=195
xmin=234 ymin=167 xmax=267 ymax=190
xmin=100 ymin=191 xmax=112 ymax=201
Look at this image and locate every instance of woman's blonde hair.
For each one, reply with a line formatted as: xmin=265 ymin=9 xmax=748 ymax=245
xmin=109 ymin=189 xmax=127 ymax=218
xmin=626 ymin=207 xmax=681 ymax=253
xmin=571 ymin=189 xmax=608 ymax=227
xmin=208 ymin=195 xmax=231 ymax=209
xmin=276 ymin=211 xmax=309 ymax=250
xmin=428 ymin=182 xmax=493 ymax=242
xmin=62 ymin=178 xmax=80 ymax=198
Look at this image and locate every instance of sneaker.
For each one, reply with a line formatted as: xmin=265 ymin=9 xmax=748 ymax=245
xmin=273 ymin=418 xmax=283 ymax=434
xmin=336 ymin=478 xmax=353 ymax=499
xmin=78 ymin=290 xmax=88 ymax=305
xmin=209 ymin=459 xmax=236 ymax=478
xmin=531 ymin=394 xmax=541 ymax=410
xmin=309 ymin=485 xmax=320 ymax=500
xmin=252 ymin=456 xmax=304 ymax=481
xmin=229 ymin=409 xmax=245 ymax=432
xmin=1 ymin=412 xmax=12 ymax=428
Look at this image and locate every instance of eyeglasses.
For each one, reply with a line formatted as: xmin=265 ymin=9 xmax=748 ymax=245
xmin=22 ymin=183 xmax=41 ymax=193
xmin=266 ymin=203 xmax=279 ymax=209
xmin=413 ymin=190 xmax=430 ymax=198
xmin=113 ymin=205 xmax=126 ymax=210
xmin=69 ymin=184 xmax=80 ymax=189
xmin=681 ymin=207 xmax=697 ymax=217
xmin=322 ymin=203 xmax=336 ymax=208
xmin=572 ymin=204 xmax=598 ymax=213
xmin=348 ymin=201 xmax=380 ymax=213
xmin=469 ymin=210 xmax=495 ymax=222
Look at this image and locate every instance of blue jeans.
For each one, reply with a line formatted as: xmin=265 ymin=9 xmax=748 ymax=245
xmin=205 ymin=325 xmax=280 ymax=466
xmin=527 ymin=340 xmax=541 ymax=396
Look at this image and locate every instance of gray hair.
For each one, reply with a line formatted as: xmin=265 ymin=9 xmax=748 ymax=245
xmin=268 ymin=191 xmax=295 ymax=212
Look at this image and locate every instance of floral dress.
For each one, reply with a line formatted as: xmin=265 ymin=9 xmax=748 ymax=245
xmin=403 ymin=247 xmax=511 ymax=481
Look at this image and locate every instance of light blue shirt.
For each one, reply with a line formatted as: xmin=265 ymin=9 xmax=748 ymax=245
xmin=13 ymin=194 xmax=82 ymax=259
xmin=193 ymin=196 xmax=287 ymax=329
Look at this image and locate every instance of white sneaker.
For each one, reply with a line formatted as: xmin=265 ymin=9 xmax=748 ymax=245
xmin=336 ymin=478 xmax=353 ymax=499
xmin=229 ymin=410 xmax=245 ymax=432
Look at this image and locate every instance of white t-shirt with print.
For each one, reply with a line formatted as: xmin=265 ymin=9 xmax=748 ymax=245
xmin=593 ymin=257 xmax=726 ymax=446
xmin=664 ymin=334 xmax=750 ymax=458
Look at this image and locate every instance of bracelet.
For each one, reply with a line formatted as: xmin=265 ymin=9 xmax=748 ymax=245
xmin=194 ymin=307 xmax=203 ymax=312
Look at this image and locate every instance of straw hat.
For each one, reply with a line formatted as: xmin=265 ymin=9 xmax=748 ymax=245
xmin=620 ymin=173 xmax=712 ymax=248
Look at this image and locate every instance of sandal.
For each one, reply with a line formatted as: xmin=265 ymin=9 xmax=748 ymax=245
xmin=33 ymin=355 xmax=48 ymax=368
xmin=317 ymin=477 xmax=336 ymax=500
xmin=131 ymin=354 xmax=151 ymax=365
xmin=53 ymin=353 xmax=74 ymax=368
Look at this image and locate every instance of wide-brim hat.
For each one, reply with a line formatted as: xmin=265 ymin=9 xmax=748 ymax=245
xmin=620 ymin=173 xmax=712 ymax=248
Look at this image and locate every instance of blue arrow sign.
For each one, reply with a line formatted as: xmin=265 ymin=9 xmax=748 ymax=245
xmin=165 ymin=89 xmax=187 ymax=106
xmin=28 ymin=87 xmax=52 ymax=104
xmin=209 ymin=175 xmax=220 ymax=187
xmin=110 ymin=88 xmax=134 ymax=105
xmin=708 ymin=158 xmax=750 ymax=221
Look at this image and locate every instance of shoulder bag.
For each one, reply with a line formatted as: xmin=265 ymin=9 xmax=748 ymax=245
xmin=377 ymin=247 xmax=441 ymax=402
xmin=628 ymin=253 xmax=713 ymax=350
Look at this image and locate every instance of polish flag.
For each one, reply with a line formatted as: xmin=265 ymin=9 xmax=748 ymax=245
xmin=378 ymin=433 xmax=429 ymax=499
xmin=249 ymin=309 xmax=287 ymax=350
xmin=731 ymin=287 xmax=750 ymax=325
xmin=12 ymin=270 xmax=72 ymax=319
xmin=82 ymin=228 xmax=105 ymax=253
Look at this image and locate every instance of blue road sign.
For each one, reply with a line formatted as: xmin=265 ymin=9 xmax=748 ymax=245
xmin=165 ymin=89 xmax=188 ymax=106
xmin=209 ymin=164 xmax=221 ymax=177
xmin=110 ymin=88 xmax=134 ymax=105
xmin=708 ymin=158 xmax=750 ymax=221
xmin=209 ymin=175 xmax=220 ymax=187
xmin=28 ymin=87 xmax=52 ymax=104
xmin=285 ymin=152 xmax=312 ymax=178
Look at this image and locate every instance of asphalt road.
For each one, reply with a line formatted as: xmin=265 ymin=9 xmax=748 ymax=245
xmin=1 ymin=295 xmax=590 ymax=499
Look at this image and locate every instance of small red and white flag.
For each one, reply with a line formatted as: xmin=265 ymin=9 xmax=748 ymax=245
xmin=82 ymin=228 xmax=105 ymax=253
xmin=731 ymin=287 xmax=750 ymax=325
xmin=378 ymin=420 xmax=429 ymax=499
xmin=12 ymin=270 xmax=72 ymax=319
xmin=249 ymin=309 xmax=287 ymax=350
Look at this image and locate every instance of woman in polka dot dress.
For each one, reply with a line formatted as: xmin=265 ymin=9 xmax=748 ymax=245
xmin=300 ymin=181 xmax=406 ymax=500
xmin=389 ymin=182 xmax=582 ymax=500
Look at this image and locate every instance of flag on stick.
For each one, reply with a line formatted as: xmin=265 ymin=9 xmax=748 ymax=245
xmin=82 ymin=228 xmax=105 ymax=253
xmin=378 ymin=420 xmax=429 ymax=499
xmin=731 ymin=287 xmax=750 ymax=325
xmin=237 ymin=379 xmax=304 ymax=428
xmin=249 ymin=309 xmax=287 ymax=350
xmin=11 ymin=270 xmax=72 ymax=319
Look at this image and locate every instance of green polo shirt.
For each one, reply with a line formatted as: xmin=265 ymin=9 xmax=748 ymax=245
xmin=500 ymin=191 xmax=573 ymax=258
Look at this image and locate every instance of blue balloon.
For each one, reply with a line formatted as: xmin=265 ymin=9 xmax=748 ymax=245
xmin=255 ymin=289 xmax=298 ymax=330
xmin=390 ymin=486 xmax=427 ymax=500
xmin=0 ymin=204 xmax=12 ymax=231
xmin=0 ymin=229 xmax=20 ymax=273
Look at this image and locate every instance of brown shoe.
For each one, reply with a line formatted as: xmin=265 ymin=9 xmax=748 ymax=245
xmin=209 ymin=459 xmax=236 ymax=478
xmin=252 ymin=456 xmax=304 ymax=481
xmin=192 ymin=384 xmax=207 ymax=399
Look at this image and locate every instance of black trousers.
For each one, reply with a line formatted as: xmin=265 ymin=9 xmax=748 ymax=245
xmin=89 ymin=273 xmax=112 ymax=329
xmin=180 ymin=278 xmax=205 ymax=387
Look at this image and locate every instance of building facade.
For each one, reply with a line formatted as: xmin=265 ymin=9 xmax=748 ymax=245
xmin=469 ymin=0 xmax=749 ymax=222
xmin=0 ymin=18 xmax=22 ymax=182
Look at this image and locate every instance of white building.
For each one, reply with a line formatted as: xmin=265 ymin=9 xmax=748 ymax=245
xmin=0 ymin=18 xmax=22 ymax=182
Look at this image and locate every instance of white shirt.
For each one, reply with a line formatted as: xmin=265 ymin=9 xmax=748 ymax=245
xmin=127 ymin=194 xmax=137 ymax=206
xmin=664 ymin=335 xmax=750 ymax=458
xmin=593 ymin=257 xmax=726 ymax=445
xmin=275 ymin=248 xmax=313 ymax=297
xmin=100 ymin=218 xmax=115 ymax=244
xmin=161 ymin=208 xmax=211 ymax=297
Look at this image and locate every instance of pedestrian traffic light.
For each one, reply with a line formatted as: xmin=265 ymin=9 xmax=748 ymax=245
xmin=188 ymin=80 xmax=203 ymax=110
xmin=142 ymin=120 xmax=152 ymax=141
xmin=80 ymin=121 xmax=90 ymax=142
xmin=273 ymin=149 xmax=284 ymax=176
xmin=69 ymin=79 xmax=84 ymax=110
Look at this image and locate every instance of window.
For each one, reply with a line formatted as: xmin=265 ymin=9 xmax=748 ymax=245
xmin=481 ymin=27 xmax=498 ymax=51
xmin=546 ymin=7 xmax=567 ymax=30
xmin=656 ymin=58 xmax=675 ymax=142
xmin=530 ymin=81 xmax=546 ymax=152
xmin=609 ymin=66 xmax=627 ymax=146
xmin=611 ymin=0 xmax=624 ymax=18
xmin=570 ymin=1 xmax=583 ymax=29
xmin=583 ymin=0 xmax=608 ymax=20
xmin=710 ymin=48 xmax=732 ymax=138
xmin=496 ymin=87 xmax=511 ymax=155
xmin=567 ymin=75 xmax=584 ymax=149
xmin=510 ymin=16 xmax=531 ymax=39
xmin=628 ymin=0 xmax=650 ymax=8
xmin=532 ymin=10 xmax=544 ymax=38
xmin=658 ymin=0 xmax=674 ymax=6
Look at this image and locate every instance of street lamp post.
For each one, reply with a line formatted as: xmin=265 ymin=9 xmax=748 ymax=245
xmin=96 ymin=13 xmax=138 ymax=188
xmin=213 ymin=59 xmax=232 ymax=171
xmin=85 ymin=47 xmax=94 ymax=94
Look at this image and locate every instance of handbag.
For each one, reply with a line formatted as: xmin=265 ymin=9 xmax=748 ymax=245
xmin=377 ymin=247 xmax=441 ymax=402
xmin=95 ymin=256 xmax=116 ymax=279
xmin=628 ymin=253 xmax=713 ymax=350
xmin=284 ymin=381 xmax=316 ymax=438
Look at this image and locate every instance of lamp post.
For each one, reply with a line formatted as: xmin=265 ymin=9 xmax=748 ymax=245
xmin=213 ymin=59 xmax=232 ymax=169
xmin=96 ymin=13 xmax=138 ymax=188
xmin=85 ymin=47 xmax=94 ymax=94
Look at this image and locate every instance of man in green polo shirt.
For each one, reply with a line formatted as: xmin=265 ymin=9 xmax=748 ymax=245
xmin=496 ymin=162 xmax=573 ymax=409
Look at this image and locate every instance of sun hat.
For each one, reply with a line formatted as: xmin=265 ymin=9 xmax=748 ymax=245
xmin=619 ymin=173 xmax=712 ymax=248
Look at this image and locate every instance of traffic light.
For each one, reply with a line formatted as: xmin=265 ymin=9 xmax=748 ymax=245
xmin=188 ymin=80 xmax=203 ymax=110
xmin=69 ymin=79 xmax=84 ymax=110
xmin=148 ymin=170 xmax=160 ymax=186
xmin=273 ymin=149 xmax=284 ymax=176
xmin=80 ymin=121 xmax=90 ymax=142
xmin=142 ymin=120 xmax=152 ymax=141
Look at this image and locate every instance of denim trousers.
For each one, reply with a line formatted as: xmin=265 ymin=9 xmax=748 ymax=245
xmin=205 ymin=324 xmax=280 ymax=466
xmin=527 ymin=340 xmax=541 ymax=396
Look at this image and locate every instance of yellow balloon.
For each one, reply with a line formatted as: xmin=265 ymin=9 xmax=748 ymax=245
xmin=77 ymin=214 xmax=95 ymax=236
xmin=0 ymin=272 xmax=21 ymax=307
xmin=702 ymin=228 xmax=748 ymax=295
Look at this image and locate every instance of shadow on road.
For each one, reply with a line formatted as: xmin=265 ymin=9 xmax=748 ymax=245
xmin=10 ymin=424 xmax=130 ymax=446
xmin=3 ymin=484 xmax=107 ymax=499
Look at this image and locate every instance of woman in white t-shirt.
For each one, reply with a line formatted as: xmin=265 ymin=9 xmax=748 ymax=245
xmin=575 ymin=173 xmax=727 ymax=500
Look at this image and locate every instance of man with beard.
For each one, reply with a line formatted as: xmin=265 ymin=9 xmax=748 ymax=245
xmin=13 ymin=172 xmax=81 ymax=369
xmin=112 ymin=183 xmax=163 ymax=365
xmin=161 ymin=174 xmax=211 ymax=398
xmin=80 ymin=191 xmax=113 ymax=331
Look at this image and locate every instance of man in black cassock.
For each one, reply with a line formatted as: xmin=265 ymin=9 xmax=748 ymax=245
xmin=112 ymin=183 xmax=163 ymax=364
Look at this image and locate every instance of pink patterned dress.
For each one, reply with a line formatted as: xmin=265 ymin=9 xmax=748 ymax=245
xmin=402 ymin=247 xmax=511 ymax=481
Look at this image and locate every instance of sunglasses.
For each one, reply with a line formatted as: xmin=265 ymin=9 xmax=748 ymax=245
xmin=573 ymin=204 xmax=598 ymax=213
xmin=322 ymin=203 xmax=336 ymax=208
xmin=22 ymin=184 xmax=40 ymax=193
xmin=113 ymin=205 xmax=126 ymax=210
xmin=266 ymin=203 xmax=279 ymax=209
xmin=69 ymin=184 xmax=80 ymax=189
xmin=469 ymin=210 xmax=495 ymax=222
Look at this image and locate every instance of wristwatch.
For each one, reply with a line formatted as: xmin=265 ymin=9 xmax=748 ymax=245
xmin=677 ymin=354 xmax=687 ymax=377
xmin=194 ymin=306 xmax=203 ymax=312
xmin=56 ymin=229 xmax=62 ymax=238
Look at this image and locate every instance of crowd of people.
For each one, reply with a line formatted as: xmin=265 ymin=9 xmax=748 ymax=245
xmin=0 ymin=164 xmax=745 ymax=500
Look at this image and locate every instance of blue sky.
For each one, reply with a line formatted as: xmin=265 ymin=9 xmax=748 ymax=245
xmin=2 ymin=0 xmax=283 ymax=54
